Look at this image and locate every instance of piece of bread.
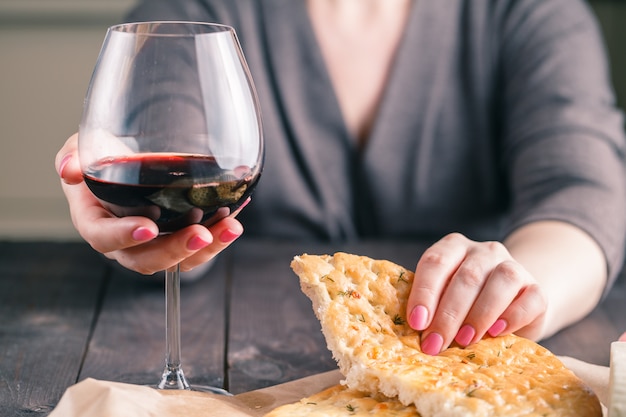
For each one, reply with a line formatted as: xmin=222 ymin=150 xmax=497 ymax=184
xmin=284 ymin=252 xmax=601 ymax=417
xmin=264 ymin=384 xmax=420 ymax=417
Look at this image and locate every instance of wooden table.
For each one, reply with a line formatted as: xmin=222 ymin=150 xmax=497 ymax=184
xmin=1 ymin=238 xmax=625 ymax=416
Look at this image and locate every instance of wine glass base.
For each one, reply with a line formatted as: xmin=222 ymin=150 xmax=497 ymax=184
xmin=155 ymin=384 xmax=233 ymax=396
xmin=150 ymin=384 xmax=233 ymax=396
xmin=158 ymin=366 xmax=232 ymax=395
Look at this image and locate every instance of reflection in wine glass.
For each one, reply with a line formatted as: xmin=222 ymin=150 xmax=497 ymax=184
xmin=78 ymin=21 xmax=263 ymax=393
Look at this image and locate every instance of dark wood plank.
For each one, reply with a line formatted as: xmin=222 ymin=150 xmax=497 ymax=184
xmin=78 ymin=254 xmax=229 ymax=389
xmin=0 ymin=242 xmax=106 ymax=417
xmin=227 ymin=239 xmax=336 ymax=393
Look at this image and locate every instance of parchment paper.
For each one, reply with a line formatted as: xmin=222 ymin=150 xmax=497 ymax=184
xmin=48 ymin=361 xmax=609 ymax=417
xmin=48 ymin=370 xmax=342 ymax=417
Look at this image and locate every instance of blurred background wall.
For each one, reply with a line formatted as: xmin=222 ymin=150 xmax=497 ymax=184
xmin=0 ymin=0 xmax=136 ymax=240
xmin=0 ymin=0 xmax=624 ymax=241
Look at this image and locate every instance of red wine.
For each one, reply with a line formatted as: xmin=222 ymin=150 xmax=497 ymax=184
xmin=84 ymin=154 xmax=259 ymax=232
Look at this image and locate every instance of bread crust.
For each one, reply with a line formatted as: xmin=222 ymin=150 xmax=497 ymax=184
xmin=284 ymin=252 xmax=601 ymax=417
xmin=264 ymin=384 xmax=420 ymax=417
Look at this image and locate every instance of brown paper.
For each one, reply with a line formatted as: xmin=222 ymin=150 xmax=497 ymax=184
xmin=50 ymin=360 xmax=610 ymax=417
xmin=48 ymin=370 xmax=342 ymax=417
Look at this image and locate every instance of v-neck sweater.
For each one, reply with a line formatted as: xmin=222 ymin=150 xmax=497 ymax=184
xmin=126 ymin=0 xmax=626 ymax=290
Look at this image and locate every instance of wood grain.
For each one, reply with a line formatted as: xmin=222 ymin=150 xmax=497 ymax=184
xmin=0 ymin=242 xmax=105 ymax=416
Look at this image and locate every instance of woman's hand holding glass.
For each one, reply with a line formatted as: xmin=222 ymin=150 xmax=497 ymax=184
xmin=56 ymin=133 xmax=244 ymax=275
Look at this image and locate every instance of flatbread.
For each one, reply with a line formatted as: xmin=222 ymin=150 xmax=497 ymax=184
xmin=264 ymin=384 xmax=419 ymax=417
xmin=276 ymin=252 xmax=601 ymax=417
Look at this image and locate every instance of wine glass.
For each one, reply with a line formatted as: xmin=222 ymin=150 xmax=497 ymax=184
xmin=78 ymin=21 xmax=263 ymax=393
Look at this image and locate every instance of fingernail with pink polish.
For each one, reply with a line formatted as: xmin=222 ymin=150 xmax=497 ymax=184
xmin=238 ymin=197 xmax=251 ymax=210
xmin=132 ymin=227 xmax=157 ymax=242
xmin=219 ymin=228 xmax=242 ymax=243
xmin=488 ymin=319 xmax=508 ymax=337
xmin=421 ymin=333 xmax=443 ymax=356
xmin=455 ymin=324 xmax=476 ymax=347
xmin=187 ymin=235 xmax=211 ymax=251
xmin=408 ymin=305 xmax=429 ymax=330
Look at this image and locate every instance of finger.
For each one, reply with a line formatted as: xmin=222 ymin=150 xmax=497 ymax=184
xmin=55 ymin=134 xmax=83 ymax=184
xmin=178 ymin=199 xmax=249 ymax=271
xmin=109 ymin=224 xmax=215 ymax=275
xmin=425 ymin=256 xmax=492 ymax=352
xmin=111 ymin=213 xmax=244 ymax=274
xmin=421 ymin=242 xmax=510 ymax=353
xmin=455 ymin=260 xmax=530 ymax=346
xmin=488 ymin=283 xmax=547 ymax=341
xmin=63 ymin=180 xmax=159 ymax=254
xmin=619 ymin=332 xmax=626 ymax=342
xmin=179 ymin=217 xmax=243 ymax=271
xmin=407 ymin=233 xmax=469 ymax=332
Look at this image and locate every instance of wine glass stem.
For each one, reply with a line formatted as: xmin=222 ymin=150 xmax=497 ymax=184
xmin=158 ymin=264 xmax=190 ymax=390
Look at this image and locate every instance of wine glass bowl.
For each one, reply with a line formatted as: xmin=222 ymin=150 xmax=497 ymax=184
xmin=80 ymin=21 xmax=263 ymax=233
xmin=78 ymin=21 xmax=263 ymax=392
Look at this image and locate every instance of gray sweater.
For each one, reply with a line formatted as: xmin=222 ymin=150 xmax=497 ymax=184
xmin=126 ymin=0 xmax=626 ymax=290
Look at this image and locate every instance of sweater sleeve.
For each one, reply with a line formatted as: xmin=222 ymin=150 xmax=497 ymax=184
xmin=497 ymin=0 xmax=626 ymax=294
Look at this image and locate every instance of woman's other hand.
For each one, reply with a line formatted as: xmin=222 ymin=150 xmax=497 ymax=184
xmin=406 ymin=232 xmax=546 ymax=355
